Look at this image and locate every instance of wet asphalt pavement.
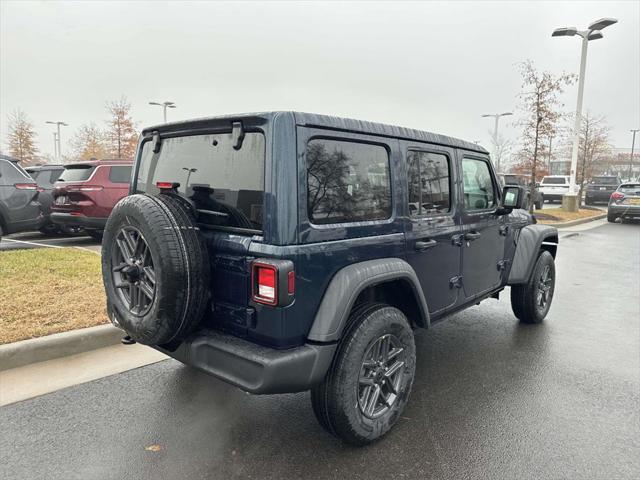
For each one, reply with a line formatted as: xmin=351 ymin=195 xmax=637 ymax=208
xmin=2 ymin=221 xmax=639 ymax=480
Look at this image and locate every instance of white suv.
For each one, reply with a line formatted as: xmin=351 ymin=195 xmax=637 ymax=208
xmin=539 ymin=175 xmax=570 ymax=203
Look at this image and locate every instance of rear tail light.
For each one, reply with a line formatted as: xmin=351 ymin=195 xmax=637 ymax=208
xmin=156 ymin=181 xmax=180 ymax=191
xmin=611 ymin=191 xmax=624 ymax=201
xmin=14 ymin=183 xmax=38 ymax=190
xmin=251 ymin=259 xmax=295 ymax=307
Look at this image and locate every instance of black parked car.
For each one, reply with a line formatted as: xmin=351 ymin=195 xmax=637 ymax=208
xmin=101 ymin=112 xmax=558 ymax=445
xmin=25 ymin=164 xmax=70 ymax=235
xmin=0 ymin=155 xmax=43 ymax=241
xmin=607 ymin=182 xmax=640 ymax=222
xmin=585 ymin=175 xmax=621 ymax=205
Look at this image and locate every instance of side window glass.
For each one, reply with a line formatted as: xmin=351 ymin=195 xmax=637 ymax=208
xmin=462 ymin=158 xmax=496 ymax=210
xmin=109 ymin=166 xmax=132 ymax=184
xmin=306 ymin=139 xmax=391 ymax=224
xmin=407 ymin=151 xmax=451 ymax=216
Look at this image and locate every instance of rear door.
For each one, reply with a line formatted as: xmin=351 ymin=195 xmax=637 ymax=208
xmin=459 ymin=154 xmax=506 ymax=299
xmin=401 ymin=142 xmax=462 ymax=315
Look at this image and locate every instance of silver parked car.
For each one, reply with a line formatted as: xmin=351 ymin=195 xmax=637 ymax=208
xmin=607 ymin=182 xmax=640 ymax=223
xmin=0 ymin=156 xmax=43 ymax=241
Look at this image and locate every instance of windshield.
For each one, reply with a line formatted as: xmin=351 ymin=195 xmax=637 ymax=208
xmin=136 ymin=131 xmax=265 ymax=232
xmin=541 ymin=177 xmax=567 ymax=185
xmin=592 ymin=177 xmax=619 ymax=185
xmin=58 ymin=165 xmax=95 ymax=182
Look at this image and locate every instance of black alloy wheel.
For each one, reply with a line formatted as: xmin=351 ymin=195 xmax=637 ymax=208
xmin=358 ymin=334 xmax=407 ymax=419
xmin=111 ymin=226 xmax=156 ymax=316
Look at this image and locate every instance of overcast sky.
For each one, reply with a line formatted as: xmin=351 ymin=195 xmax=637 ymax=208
xmin=1 ymin=0 xmax=638 ymax=160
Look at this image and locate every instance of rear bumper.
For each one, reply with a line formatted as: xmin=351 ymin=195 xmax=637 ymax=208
xmin=51 ymin=212 xmax=106 ymax=230
xmin=541 ymin=193 xmax=567 ymax=201
xmin=586 ymin=191 xmax=614 ymax=202
xmin=155 ymin=329 xmax=337 ymax=394
xmin=608 ymin=204 xmax=640 ymax=218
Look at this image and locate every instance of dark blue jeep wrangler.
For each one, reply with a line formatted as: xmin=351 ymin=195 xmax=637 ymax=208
xmin=101 ymin=112 xmax=558 ymax=445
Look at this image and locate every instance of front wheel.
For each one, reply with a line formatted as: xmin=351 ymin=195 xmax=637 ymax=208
xmin=510 ymin=250 xmax=555 ymax=324
xmin=311 ymin=303 xmax=416 ymax=445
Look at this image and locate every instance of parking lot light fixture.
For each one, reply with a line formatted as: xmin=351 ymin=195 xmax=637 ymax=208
xmin=552 ymin=17 xmax=618 ymax=207
xmin=481 ymin=112 xmax=513 ymax=172
xmin=149 ymin=101 xmax=176 ymax=123
xmin=46 ymin=121 xmax=68 ymax=160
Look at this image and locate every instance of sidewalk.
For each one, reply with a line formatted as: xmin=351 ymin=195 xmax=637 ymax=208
xmin=0 ymin=343 xmax=166 ymax=406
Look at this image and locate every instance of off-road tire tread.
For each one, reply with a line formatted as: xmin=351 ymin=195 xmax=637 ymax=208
xmin=510 ymin=250 xmax=555 ymax=324
xmin=311 ymin=302 xmax=416 ymax=445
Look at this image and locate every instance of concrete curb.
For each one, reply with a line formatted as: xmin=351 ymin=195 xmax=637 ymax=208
xmin=538 ymin=213 xmax=606 ymax=228
xmin=0 ymin=324 xmax=122 ymax=371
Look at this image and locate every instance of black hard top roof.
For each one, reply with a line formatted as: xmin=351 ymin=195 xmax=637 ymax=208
xmin=142 ymin=111 xmax=488 ymax=154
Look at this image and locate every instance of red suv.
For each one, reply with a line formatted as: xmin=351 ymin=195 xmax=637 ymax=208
xmin=51 ymin=159 xmax=132 ymax=239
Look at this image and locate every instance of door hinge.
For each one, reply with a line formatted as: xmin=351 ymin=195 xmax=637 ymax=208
xmin=497 ymin=260 xmax=511 ymax=271
xmin=449 ymin=276 xmax=463 ymax=289
xmin=451 ymin=234 xmax=464 ymax=246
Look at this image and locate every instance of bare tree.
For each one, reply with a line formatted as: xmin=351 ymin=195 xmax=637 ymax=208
xmin=490 ymin=132 xmax=513 ymax=172
xmin=514 ymin=61 xmax=575 ymax=211
xmin=5 ymin=109 xmax=39 ymax=166
xmin=576 ymin=112 xmax=611 ymax=204
xmin=70 ymin=123 xmax=108 ymax=161
xmin=105 ymin=96 xmax=138 ymax=160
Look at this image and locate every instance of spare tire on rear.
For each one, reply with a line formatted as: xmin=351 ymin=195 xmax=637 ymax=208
xmin=101 ymin=193 xmax=211 ymax=345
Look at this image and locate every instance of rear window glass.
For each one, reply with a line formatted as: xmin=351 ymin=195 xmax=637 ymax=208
xmin=591 ymin=177 xmax=619 ymax=185
xmin=136 ymin=131 xmax=265 ymax=232
xmin=27 ymin=169 xmax=62 ymax=186
xmin=59 ymin=165 xmax=95 ymax=182
xmin=619 ymin=184 xmax=640 ymax=193
xmin=504 ymin=175 xmax=526 ymax=185
xmin=109 ymin=165 xmax=132 ymax=184
xmin=541 ymin=177 xmax=567 ymax=185
xmin=306 ymin=138 xmax=391 ymax=224
xmin=0 ymin=160 xmax=30 ymax=183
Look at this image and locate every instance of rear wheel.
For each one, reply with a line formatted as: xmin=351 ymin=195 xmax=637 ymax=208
xmin=510 ymin=250 xmax=555 ymax=324
xmin=607 ymin=211 xmax=618 ymax=223
xmin=311 ymin=303 xmax=416 ymax=445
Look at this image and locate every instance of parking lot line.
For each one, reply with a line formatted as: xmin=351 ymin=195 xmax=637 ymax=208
xmin=1 ymin=238 xmax=64 ymax=249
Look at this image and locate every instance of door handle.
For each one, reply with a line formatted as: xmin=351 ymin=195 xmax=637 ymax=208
xmin=415 ymin=239 xmax=437 ymax=251
xmin=464 ymin=231 xmax=482 ymax=241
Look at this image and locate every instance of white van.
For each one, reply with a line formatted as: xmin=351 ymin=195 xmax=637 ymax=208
xmin=539 ymin=175 xmax=570 ymax=203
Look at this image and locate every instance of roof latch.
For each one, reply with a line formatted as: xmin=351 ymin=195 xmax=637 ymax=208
xmin=231 ymin=121 xmax=245 ymax=150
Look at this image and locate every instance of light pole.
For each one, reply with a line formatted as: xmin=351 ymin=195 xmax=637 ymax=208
xmin=629 ymin=129 xmax=639 ymax=180
xmin=149 ymin=101 xmax=176 ymax=123
xmin=46 ymin=121 xmax=68 ymax=160
xmin=481 ymin=112 xmax=512 ymax=172
xmin=51 ymin=132 xmax=58 ymax=159
xmin=552 ymin=17 xmax=617 ymax=209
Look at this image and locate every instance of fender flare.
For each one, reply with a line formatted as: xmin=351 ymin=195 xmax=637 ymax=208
xmin=508 ymin=224 xmax=558 ymax=285
xmin=307 ymin=258 xmax=430 ymax=343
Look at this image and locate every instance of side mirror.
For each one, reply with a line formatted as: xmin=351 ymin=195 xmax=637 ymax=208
xmin=496 ymin=185 xmax=525 ymax=215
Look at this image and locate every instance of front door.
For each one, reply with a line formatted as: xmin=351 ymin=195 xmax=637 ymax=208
xmin=403 ymin=145 xmax=462 ymax=315
xmin=459 ymin=154 xmax=506 ymax=299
